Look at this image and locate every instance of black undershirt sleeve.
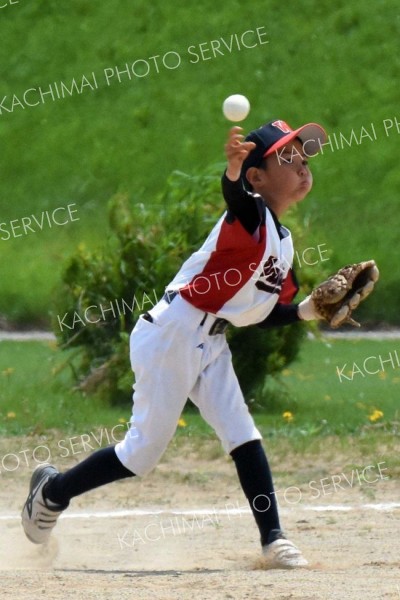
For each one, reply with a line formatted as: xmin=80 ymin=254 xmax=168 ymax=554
xmin=221 ymin=172 xmax=264 ymax=236
xmin=257 ymin=303 xmax=301 ymax=329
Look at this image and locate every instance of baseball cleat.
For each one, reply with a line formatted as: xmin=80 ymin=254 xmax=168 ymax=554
xmin=21 ymin=464 xmax=66 ymax=544
xmin=262 ymin=538 xmax=308 ymax=569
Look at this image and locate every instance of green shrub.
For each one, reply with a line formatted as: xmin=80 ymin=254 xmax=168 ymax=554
xmin=53 ymin=166 xmax=323 ymax=409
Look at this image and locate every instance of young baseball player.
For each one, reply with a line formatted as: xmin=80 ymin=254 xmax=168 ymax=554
xmin=22 ymin=118 xmax=328 ymax=568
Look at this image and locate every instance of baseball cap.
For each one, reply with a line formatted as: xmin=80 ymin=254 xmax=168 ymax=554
xmin=241 ymin=119 xmax=327 ymax=182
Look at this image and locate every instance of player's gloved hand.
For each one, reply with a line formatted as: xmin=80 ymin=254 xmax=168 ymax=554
xmin=297 ymin=260 xmax=379 ymax=328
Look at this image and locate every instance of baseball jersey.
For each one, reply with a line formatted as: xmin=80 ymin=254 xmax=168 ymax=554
xmin=166 ymin=174 xmax=299 ymax=327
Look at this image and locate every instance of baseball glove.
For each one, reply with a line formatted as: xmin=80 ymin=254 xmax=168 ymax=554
xmin=298 ymin=260 xmax=379 ymax=328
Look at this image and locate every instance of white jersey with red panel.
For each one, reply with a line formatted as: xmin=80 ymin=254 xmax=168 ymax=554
xmin=166 ymin=201 xmax=296 ymax=327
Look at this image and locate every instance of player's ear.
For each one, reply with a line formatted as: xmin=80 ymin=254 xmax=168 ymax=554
xmin=246 ymin=166 xmax=264 ymax=188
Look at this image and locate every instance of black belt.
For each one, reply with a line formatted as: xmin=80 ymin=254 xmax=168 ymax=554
xmin=162 ymin=290 xmax=229 ymax=336
xmin=207 ymin=317 xmax=229 ymax=336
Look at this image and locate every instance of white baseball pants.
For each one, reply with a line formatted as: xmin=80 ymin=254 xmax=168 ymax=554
xmin=115 ymin=294 xmax=261 ymax=476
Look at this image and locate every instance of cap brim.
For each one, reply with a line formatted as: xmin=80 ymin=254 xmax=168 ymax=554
xmin=264 ymin=123 xmax=327 ymax=158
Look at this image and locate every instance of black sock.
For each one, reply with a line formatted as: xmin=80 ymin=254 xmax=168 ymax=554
xmin=230 ymin=439 xmax=285 ymax=547
xmin=45 ymin=446 xmax=134 ymax=506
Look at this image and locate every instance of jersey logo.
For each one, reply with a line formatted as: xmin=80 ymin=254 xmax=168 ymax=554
xmin=271 ymin=120 xmax=292 ymax=134
xmin=255 ymin=256 xmax=284 ymax=295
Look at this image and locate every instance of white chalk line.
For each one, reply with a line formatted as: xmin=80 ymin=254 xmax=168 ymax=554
xmin=2 ymin=329 xmax=400 ymax=342
xmin=0 ymin=331 xmax=55 ymax=342
xmin=1 ymin=502 xmax=400 ymax=521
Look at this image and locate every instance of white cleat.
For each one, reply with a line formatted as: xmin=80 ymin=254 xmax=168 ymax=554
xmin=262 ymin=538 xmax=309 ymax=569
xmin=21 ymin=464 xmax=66 ymax=544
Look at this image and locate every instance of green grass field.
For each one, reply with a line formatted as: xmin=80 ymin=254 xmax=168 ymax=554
xmin=0 ymin=340 xmax=124 ymax=436
xmin=1 ymin=336 xmax=398 ymax=453
xmin=0 ymin=1 xmax=399 ymax=325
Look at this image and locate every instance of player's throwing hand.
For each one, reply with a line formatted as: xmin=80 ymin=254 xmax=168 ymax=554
xmin=225 ymin=126 xmax=256 ymax=182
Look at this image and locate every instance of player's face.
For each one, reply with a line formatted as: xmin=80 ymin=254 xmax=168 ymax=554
xmin=253 ymin=139 xmax=313 ymax=216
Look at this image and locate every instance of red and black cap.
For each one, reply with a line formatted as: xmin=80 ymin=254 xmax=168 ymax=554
xmin=241 ymin=119 xmax=327 ymax=182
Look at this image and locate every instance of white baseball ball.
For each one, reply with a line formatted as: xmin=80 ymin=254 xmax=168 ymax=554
xmin=222 ymin=94 xmax=250 ymax=122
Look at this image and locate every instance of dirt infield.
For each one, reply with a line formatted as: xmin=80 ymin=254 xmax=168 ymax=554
xmin=1 ymin=436 xmax=399 ymax=599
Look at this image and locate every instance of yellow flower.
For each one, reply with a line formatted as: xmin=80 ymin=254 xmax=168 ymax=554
xmin=282 ymin=411 xmax=294 ymax=422
xmin=282 ymin=369 xmax=292 ymax=377
xmin=378 ymin=371 xmax=387 ymax=380
xmin=7 ymin=411 xmax=16 ymax=419
xmin=297 ymin=373 xmax=314 ymax=380
xmin=2 ymin=368 xmax=14 ymax=376
xmin=118 ymin=417 xmax=127 ymax=424
xmin=178 ymin=418 xmax=187 ymax=428
xmin=368 ymin=410 xmax=384 ymax=423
